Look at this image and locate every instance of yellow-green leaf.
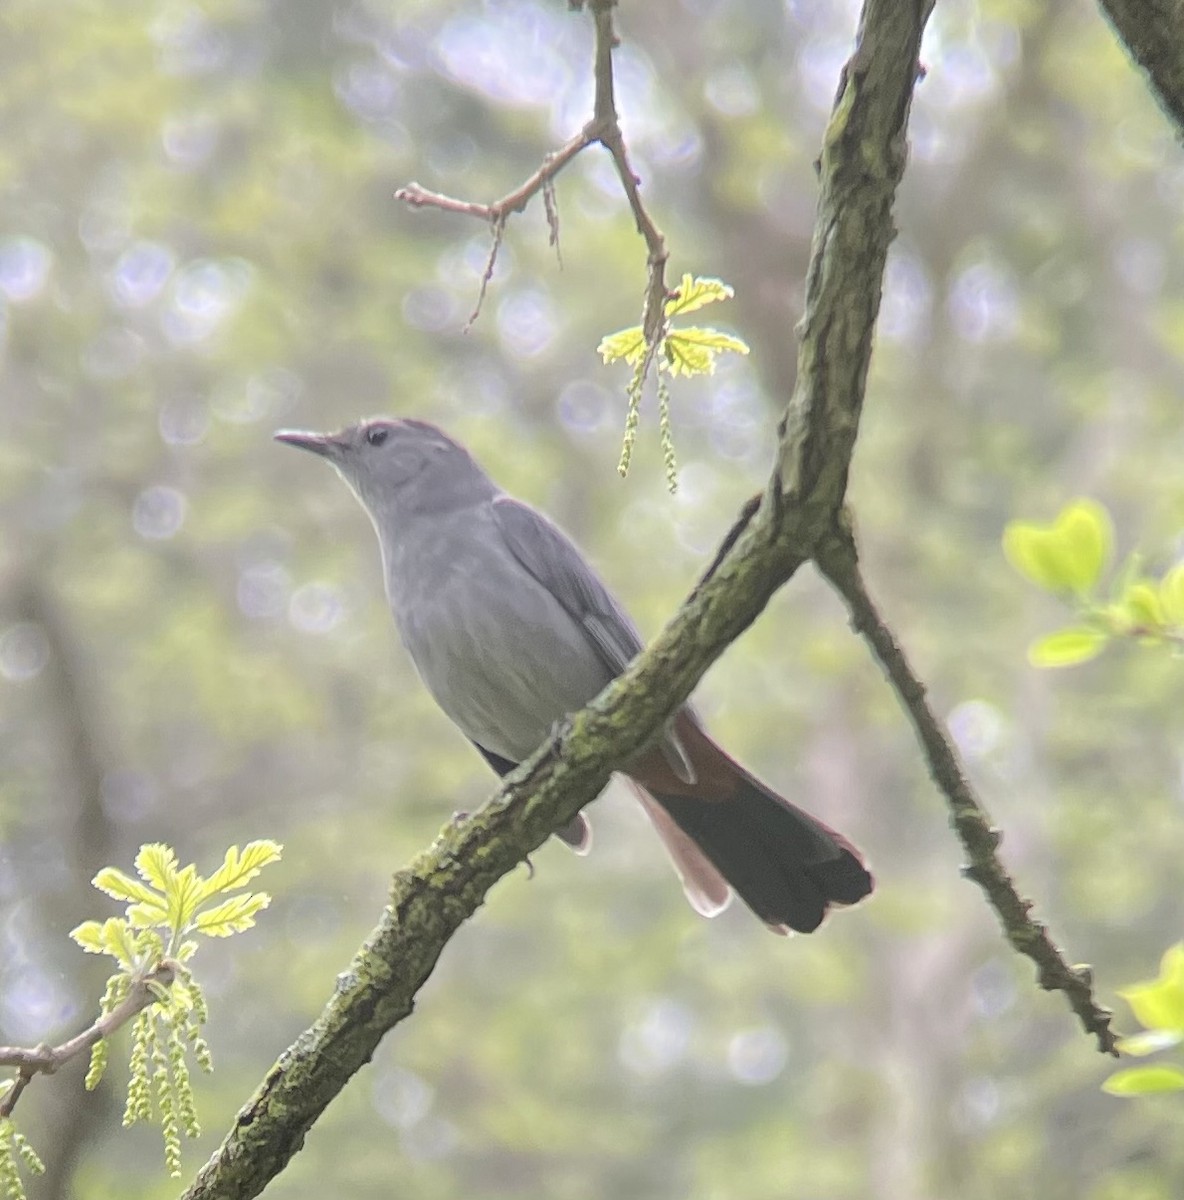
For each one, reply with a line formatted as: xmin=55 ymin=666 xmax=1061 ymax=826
xmin=1056 ymin=499 xmax=1112 ymax=594
xmin=1028 ymin=626 xmax=1108 ymax=667
xmin=136 ymin=844 xmax=180 ymax=891
xmin=1120 ymin=944 xmax=1184 ymax=1031
xmin=70 ymin=917 xmax=139 ymax=967
xmin=597 ymin=327 xmax=646 ymax=366
xmin=1116 ymin=1030 xmax=1184 ymax=1057
xmin=1103 ymin=1065 xmax=1184 ymax=1096
xmin=108 ymin=919 xmax=144 ymax=967
xmin=70 ymin=920 xmax=109 ymax=954
xmin=168 ymin=863 xmax=202 ymax=930
xmin=663 ymin=274 xmax=733 ymax=318
xmin=666 ymin=326 xmax=750 ymax=355
xmin=1120 ymin=580 xmax=1165 ymax=632
xmin=1159 ymin=564 xmax=1184 ymax=626
xmin=1003 ymin=521 xmax=1069 ymax=592
xmin=126 ymin=899 xmax=170 ymax=928
xmin=194 ymin=841 xmax=283 ymax=904
xmin=663 ymin=326 xmax=749 ymax=379
xmin=1003 ymin=499 xmax=1113 ymax=597
xmin=193 ymin=892 xmax=271 ymax=937
xmin=92 ymin=867 xmax=161 ymax=906
xmin=664 ymin=336 xmax=714 ymax=377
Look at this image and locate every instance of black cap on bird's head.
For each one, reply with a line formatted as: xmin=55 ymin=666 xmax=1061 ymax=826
xmin=274 ymin=417 xmax=495 ymax=521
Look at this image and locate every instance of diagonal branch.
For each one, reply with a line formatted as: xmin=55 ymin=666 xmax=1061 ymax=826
xmin=815 ymin=524 xmax=1118 ymax=1054
xmin=0 ymin=965 xmax=175 ymax=1119
xmin=1094 ymin=0 xmax=1184 ymax=135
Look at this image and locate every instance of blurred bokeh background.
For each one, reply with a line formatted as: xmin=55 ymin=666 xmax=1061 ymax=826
xmin=3 ymin=0 xmax=1183 ymax=1196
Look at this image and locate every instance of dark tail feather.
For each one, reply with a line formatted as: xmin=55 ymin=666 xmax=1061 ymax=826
xmin=649 ymin=775 xmax=873 ymax=934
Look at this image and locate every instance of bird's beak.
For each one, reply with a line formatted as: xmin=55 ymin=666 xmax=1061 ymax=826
xmin=273 ymin=429 xmax=344 ymax=460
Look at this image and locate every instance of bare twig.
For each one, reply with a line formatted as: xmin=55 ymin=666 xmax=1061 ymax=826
xmin=585 ymin=0 xmax=670 ymax=344
xmin=815 ymin=525 xmax=1119 ymax=1055
xmin=0 ymin=964 xmax=175 ymax=1118
xmin=395 ymin=128 xmax=592 ymax=226
xmin=754 ymin=0 xmax=1115 ymax=1053
xmin=394 ymin=0 xmax=668 ymax=330
xmin=542 ymin=176 xmax=561 ymax=265
xmin=463 ymin=216 xmax=507 ymax=331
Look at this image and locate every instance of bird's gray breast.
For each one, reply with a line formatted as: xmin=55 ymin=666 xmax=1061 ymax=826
xmin=383 ymin=506 xmax=614 ymax=762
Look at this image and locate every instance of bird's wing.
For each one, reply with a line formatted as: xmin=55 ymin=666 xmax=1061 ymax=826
xmin=491 ymin=496 xmax=696 ymax=783
xmin=492 ymin=496 xmax=644 ymax=672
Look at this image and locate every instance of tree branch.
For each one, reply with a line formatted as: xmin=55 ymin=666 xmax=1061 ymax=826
xmin=773 ymin=0 xmax=1115 ymax=1053
xmin=815 ymin=524 xmax=1118 ymax=1054
xmin=394 ymin=0 xmax=669 ymax=332
xmin=1094 ymin=0 xmax=1184 ymax=135
xmin=0 ymin=965 xmax=175 ymax=1119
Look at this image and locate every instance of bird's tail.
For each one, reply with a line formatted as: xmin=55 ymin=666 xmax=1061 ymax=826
xmin=632 ymin=720 xmax=873 ymax=934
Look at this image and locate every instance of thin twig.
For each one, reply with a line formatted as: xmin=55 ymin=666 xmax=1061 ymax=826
xmin=0 ymin=964 xmax=175 ymax=1118
xmin=394 ymin=0 xmax=668 ymax=333
xmin=814 ymin=524 xmax=1119 ymax=1056
xmin=394 ymin=127 xmax=592 ymax=224
xmin=463 ymin=216 xmax=507 ymax=331
xmin=542 ymin=176 xmax=561 ymax=265
xmin=587 ymin=0 xmax=669 ymax=348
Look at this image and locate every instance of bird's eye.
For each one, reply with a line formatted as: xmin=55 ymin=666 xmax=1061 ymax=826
xmin=365 ymin=426 xmax=390 ymax=447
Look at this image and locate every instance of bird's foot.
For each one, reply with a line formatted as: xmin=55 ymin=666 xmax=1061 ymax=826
xmin=547 ymin=715 xmax=574 ymax=758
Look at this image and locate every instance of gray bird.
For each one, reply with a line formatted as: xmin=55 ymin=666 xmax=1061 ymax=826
xmin=276 ymin=417 xmax=872 ymax=933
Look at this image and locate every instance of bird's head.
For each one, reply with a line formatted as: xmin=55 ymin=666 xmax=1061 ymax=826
xmin=274 ymin=417 xmax=495 ymax=523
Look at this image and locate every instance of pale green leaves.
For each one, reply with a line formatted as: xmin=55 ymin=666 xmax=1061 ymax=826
xmin=1104 ymin=1065 xmax=1184 ymax=1095
xmin=1104 ymin=945 xmax=1184 ymax=1097
xmin=1027 ymin=627 xmax=1109 ymax=669
xmin=72 ymin=840 xmax=281 ymax=961
xmin=67 ymin=841 xmax=281 ymax=1177
xmin=598 ymin=323 xmax=750 ymax=378
xmin=1004 ymin=498 xmax=1184 ymax=667
xmin=597 ymin=276 xmax=750 ymax=377
xmin=598 ymin=275 xmax=750 ymax=491
xmin=1004 ymin=499 xmax=1113 ymax=598
xmin=1121 ymin=944 xmax=1184 ymax=1033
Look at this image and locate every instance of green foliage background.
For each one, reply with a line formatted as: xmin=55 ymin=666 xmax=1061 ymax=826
xmin=2 ymin=1 xmax=1183 ymax=1197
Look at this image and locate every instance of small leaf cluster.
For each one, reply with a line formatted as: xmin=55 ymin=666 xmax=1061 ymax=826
xmin=1003 ymin=498 xmax=1184 ymax=667
xmin=71 ymin=841 xmax=282 ymax=1176
xmin=0 ymin=1110 xmax=45 ymax=1200
xmin=1104 ymin=945 xmax=1184 ymax=1096
xmin=599 ymin=274 xmax=750 ymax=491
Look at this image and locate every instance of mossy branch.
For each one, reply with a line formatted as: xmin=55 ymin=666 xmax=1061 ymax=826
xmin=816 ymin=526 xmax=1118 ymax=1054
xmin=1094 ymin=0 xmax=1184 ymax=135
